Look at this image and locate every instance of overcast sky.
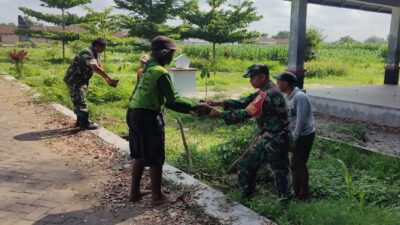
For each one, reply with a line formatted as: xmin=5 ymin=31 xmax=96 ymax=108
xmin=0 ymin=0 xmax=391 ymax=42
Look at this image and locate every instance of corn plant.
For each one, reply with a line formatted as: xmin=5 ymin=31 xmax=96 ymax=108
xmin=337 ymin=158 xmax=354 ymax=199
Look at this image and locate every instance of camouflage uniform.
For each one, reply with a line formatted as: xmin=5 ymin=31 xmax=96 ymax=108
xmin=222 ymin=80 xmax=292 ymax=198
xmin=63 ymin=47 xmax=100 ymax=118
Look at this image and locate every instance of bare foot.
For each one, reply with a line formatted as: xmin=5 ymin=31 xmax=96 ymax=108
xmin=129 ymin=190 xmax=151 ymax=202
xmin=151 ymin=193 xmax=177 ymax=206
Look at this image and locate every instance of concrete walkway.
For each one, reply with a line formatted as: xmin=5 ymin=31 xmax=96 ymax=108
xmin=0 ymin=79 xmax=217 ymax=225
xmin=308 ymin=85 xmax=400 ymax=127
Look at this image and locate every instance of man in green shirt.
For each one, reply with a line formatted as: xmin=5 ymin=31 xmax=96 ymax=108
xmin=64 ymin=38 xmax=118 ymax=130
xmin=126 ymin=36 xmax=208 ymax=205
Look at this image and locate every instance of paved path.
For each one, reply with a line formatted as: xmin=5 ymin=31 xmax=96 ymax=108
xmin=316 ymin=113 xmax=400 ymax=157
xmin=0 ymin=78 xmax=217 ymax=225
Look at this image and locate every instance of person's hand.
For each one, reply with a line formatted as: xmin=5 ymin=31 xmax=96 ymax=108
xmin=208 ymin=107 xmax=222 ymax=118
xmin=107 ymin=77 xmax=119 ymax=87
xmin=190 ymin=102 xmax=211 ymax=117
xmin=189 ymin=110 xmax=199 ymax=117
xmin=207 ymin=100 xmax=224 ymax=107
xmin=197 ymin=102 xmax=210 ymax=111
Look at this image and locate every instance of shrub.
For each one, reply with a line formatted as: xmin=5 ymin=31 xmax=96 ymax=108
xmin=87 ymin=77 xmax=125 ymax=104
xmin=8 ymin=49 xmax=28 ymax=77
xmin=305 ymin=28 xmax=324 ymax=61
xmin=305 ymin=61 xmax=347 ymax=78
xmin=68 ymin=40 xmax=87 ymax=54
xmin=380 ymin=47 xmax=388 ymax=60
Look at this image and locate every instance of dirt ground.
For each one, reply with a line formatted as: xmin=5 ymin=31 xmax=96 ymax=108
xmin=0 ymin=78 xmax=219 ymax=225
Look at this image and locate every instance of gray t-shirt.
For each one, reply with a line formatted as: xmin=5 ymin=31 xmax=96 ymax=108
xmin=287 ymin=88 xmax=315 ymax=141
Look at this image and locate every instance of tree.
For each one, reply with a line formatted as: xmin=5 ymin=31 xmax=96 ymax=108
xmin=273 ymin=31 xmax=290 ymax=39
xmin=79 ymin=6 xmax=123 ymax=43
xmin=22 ymin=16 xmax=41 ymax=26
xmin=305 ymin=28 xmax=324 ymax=61
xmin=364 ymin=35 xmax=386 ymax=44
xmin=76 ymin=6 xmax=139 ymax=61
xmin=18 ymin=0 xmax=91 ymax=59
xmin=114 ymin=0 xmax=181 ymax=40
xmin=180 ymin=0 xmax=262 ymax=69
xmin=337 ymin=36 xmax=358 ymax=44
xmin=180 ymin=0 xmax=261 ymax=99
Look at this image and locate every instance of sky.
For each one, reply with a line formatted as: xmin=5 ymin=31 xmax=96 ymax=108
xmin=0 ymin=0 xmax=391 ymax=42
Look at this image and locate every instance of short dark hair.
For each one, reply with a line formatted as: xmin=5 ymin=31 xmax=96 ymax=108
xmin=92 ymin=38 xmax=107 ymax=47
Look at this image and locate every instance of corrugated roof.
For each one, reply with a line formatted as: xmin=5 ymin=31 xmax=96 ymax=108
xmin=286 ymin=0 xmax=400 ymax=14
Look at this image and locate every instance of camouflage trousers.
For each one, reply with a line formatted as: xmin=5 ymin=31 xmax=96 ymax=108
xmin=238 ymin=132 xmax=292 ymax=198
xmin=66 ymin=83 xmax=89 ymax=118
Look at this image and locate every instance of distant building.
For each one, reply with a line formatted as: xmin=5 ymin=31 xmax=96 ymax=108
xmin=257 ymin=37 xmax=289 ymax=45
xmin=181 ymin=38 xmax=208 ymax=44
xmin=0 ymin=24 xmax=19 ymax=45
xmin=0 ymin=16 xmax=129 ymax=45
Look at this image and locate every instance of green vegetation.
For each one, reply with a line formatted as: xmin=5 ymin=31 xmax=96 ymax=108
xmin=0 ymin=42 xmax=397 ymax=225
xmin=114 ymin=0 xmax=182 ymax=40
xmin=18 ymin=0 xmax=91 ymax=59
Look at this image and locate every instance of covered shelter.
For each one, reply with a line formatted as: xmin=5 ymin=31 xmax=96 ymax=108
xmin=286 ymin=0 xmax=400 ymax=88
xmin=286 ymin=0 xmax=400 ymax=127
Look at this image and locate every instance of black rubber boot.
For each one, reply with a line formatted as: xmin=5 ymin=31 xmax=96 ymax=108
xmin=79 ymin=116 xmax=98 ymax=130
xmin=75 ymin=117 xmax=81 ymax=128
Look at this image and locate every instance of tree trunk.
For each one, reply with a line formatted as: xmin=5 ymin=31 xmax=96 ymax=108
xmin=212 ymin=42 xmax=216 ymax=77
xmin=205 ymin=76 xmax=208 ymax=101
xmin=62 ymin=8 xmax=65 ymax=60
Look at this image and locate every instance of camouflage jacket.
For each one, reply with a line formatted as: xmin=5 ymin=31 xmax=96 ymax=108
xmin=64 ymin=47 xmax=100 ymax=87
xmin=222 ymin=81 xmax=290 ymax=135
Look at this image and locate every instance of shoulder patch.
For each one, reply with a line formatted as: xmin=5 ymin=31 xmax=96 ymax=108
xmin=245 ymin=91 xmax=267 ymax=117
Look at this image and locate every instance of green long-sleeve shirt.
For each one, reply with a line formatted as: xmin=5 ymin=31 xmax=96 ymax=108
xmin=128 ymin=59 xmax=196 ymax=113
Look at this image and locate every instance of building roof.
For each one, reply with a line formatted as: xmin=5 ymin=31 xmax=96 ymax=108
xmin=286 ymin=0 xmax=400 ymax=14
xmin=257 ymin=37 xmax=289 ymax=45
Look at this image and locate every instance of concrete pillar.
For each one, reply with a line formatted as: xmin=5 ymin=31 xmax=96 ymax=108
xmin=18 ymin=15 xmax=30 ymax=43
xmin=385 ymin=7 xmax=400 ymax=85
xmin=288 ymin=0 xmax=308 ymax=89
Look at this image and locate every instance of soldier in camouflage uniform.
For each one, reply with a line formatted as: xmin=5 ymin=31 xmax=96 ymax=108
xmin=64 ymin=38 xmax=118 ymax=130
xmin=208 ymin=64 xmax=293 ymax=198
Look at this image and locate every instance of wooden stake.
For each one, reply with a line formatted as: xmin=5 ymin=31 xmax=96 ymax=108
xmin=227 ymin=134 xmax=261 ymax=174
xmin=176 ymin=118 xmax=193 ymax=166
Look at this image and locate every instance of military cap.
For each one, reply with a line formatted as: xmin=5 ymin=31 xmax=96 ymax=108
xmin=273 ymin=71 xmax=297 ymax=85
xmin=242 ymin=64 xmax=270 ymax=78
